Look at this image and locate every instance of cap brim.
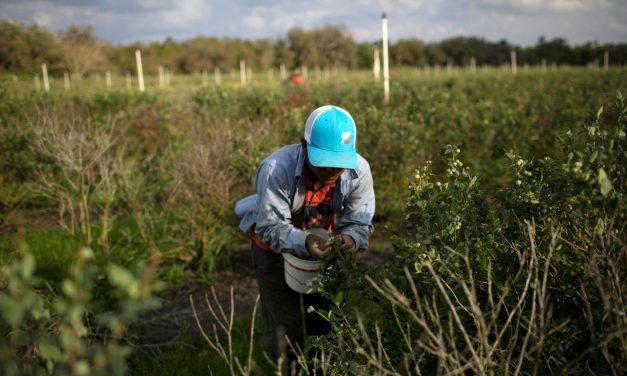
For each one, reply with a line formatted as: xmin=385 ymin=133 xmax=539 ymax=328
xmin=307 ymin=144 xmax=357 ymax=169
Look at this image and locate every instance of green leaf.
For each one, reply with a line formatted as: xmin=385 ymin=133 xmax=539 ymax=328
xmin=596 ymin=105 xmax=604 ymax=120
xmin=334 ymin=291 xmax=344 ymax=306
xmin=589 ymin=151 xmax=598 ymax=163
xmin=21 ymin=253 xmax=35 ymax=279
xmin=598 ymin=168 xmax=612 ymax=197
xmin=0 ymin=298 xmax=23 ymax=326
xmin=469 ymin=176 xmax=477 ymax=188
xmin=108 ymin=264 xmax=135 ymax=288
xmin=38 ymin=342 xmax=63 ymax=361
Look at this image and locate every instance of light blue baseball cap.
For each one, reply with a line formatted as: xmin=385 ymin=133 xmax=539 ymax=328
xmin=304 ymin=105 xmax=357 ymax=169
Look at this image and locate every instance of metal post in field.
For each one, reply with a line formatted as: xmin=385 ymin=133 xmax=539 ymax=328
xmin=41 ymin=63 xmax=50 ymax=92
xmin=240 ymin=60 xmax=246 ymax=85
xmin=373 ymin=46 xmax=380 ymax=81
xmin=135 ymin=49 xmax=145 ymax=92
xmin=280 ymin=63 xmax=287 ymax=81
xmin=214 ymin=67 xmax=221 ymax=85
xmin=604 ymin=51 xmax=609 ymax=70
xmin=106 ymin=70 xmax=112 ymax=89
xmin=511 ymin=50 xmax=517 ymax=75
xmin=165 ymin=69 xmax=171 ymax=87
xmin=381 ymin=12 xmax=390 ymax=105
xmin=159 ymin=66 xmax=165 ymax=88
xmin=64 ymin=71 xmax=70 ymax=90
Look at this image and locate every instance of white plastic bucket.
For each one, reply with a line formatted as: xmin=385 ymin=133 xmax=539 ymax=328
xmin=282 ymin=228 xmax=328 ymax=294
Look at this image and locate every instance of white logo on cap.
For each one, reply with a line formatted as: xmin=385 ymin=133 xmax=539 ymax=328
xmin=341 ymin=132 xmax=352 ymax=144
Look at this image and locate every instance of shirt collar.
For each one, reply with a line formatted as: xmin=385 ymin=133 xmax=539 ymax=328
xmin=295 ymin=144 xmax=306 ymax=178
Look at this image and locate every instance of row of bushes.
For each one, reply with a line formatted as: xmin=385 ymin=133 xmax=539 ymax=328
xmin=0 ymin=69 xmax=625 ymax=373
xmin=311 ymin=92 xmax=626 ymax=374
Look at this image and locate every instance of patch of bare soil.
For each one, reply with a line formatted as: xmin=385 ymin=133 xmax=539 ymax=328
xmin=127 ymin=244 xmax=260 ymax=357
xmin=127 ymin=238 xmax=395 ymax=357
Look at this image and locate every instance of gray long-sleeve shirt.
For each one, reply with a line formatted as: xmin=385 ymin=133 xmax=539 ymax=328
xmin=236 ymin=144 xmax=375 ymax=258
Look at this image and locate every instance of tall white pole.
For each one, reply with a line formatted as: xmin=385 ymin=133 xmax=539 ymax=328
xmin=135 ymin=49 xmax=145 ymax=92
xmin=373 ymin=46 xmax=380 ymax=81
xmin=510 ymin=50 xmax=517 ymax=75
xmin=381 ymin=12 xmax=390 ymax=105
xmin=41 ymin=63 xmax=50 ymax=92
xmin=240 ymin=60 xmax=246 ymax=85
xmin=302 ymin=66 xmax=308 ymax=81
xmin=106 ymin=70 xmax=112 ymax=88
xmin=214 ymin=67 xmax=221 ymax=85
xmin=64 ymin=71 xmax=70 ymax=91
xmin=604 ymin=51 xmax=609 ymax=70
xmin=280 ymin=64 xmax=287 ymax=81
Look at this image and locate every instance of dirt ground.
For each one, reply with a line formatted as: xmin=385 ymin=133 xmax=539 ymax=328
xmin=128 ymin=235 xmax=395 ymax=356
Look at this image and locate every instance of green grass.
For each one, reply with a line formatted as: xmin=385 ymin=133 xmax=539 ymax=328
xmin=0 ymin=229 xmax=78 ymax=283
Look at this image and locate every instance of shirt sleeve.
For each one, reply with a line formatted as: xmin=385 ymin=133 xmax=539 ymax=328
xmin=253 ymin=160 xmax=310 ymax=258
xmin=335 ymin=160 xmax=376 ymax=250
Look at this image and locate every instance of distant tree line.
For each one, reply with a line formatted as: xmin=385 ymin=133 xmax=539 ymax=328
xmin=1 ymin=20 xmax=625 ymax=77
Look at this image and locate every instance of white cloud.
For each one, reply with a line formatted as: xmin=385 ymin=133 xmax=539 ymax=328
xmin=32 ymin=12 xmax=53 ymax=27
xmin=477 ymin=0 xmax=613 ymax=13
xmin=243 ymin=11 xmax=266 ymax=30
xmin=160 ymin=0 xmax=210 ymax=28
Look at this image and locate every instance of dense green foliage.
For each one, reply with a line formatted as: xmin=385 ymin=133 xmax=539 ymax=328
xmin=0 ymin=68 xmax=626 ymax=374
xmin=315 ymin=92 xmax=626 ymax=374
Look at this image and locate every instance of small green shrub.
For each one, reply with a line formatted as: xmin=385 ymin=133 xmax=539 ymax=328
xmin=0 ymin=244 xmax=161 ymax=376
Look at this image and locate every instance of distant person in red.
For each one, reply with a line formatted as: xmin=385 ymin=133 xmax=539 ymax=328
xmin=289 ymin=74 xmax=305 ymax=85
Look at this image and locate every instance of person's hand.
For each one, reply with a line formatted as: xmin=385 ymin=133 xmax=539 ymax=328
xmin=338 ymin=234 xmax=357 ymax=254
xmin=306 ymin=234 xmax=335 ymax=262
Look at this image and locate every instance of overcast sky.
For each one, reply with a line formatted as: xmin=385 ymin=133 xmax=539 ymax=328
xmin=1 ymin=0 xmax=626 ymax=46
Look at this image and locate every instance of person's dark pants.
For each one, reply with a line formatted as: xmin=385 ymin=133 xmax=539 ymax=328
xmin=251 ymin=241 xmax=331 ymax=363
